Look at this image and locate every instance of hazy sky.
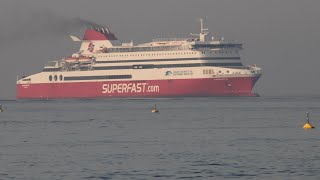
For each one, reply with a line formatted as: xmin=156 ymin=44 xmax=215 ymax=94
xmin=1 ymin=0 xmax=320 ymax=99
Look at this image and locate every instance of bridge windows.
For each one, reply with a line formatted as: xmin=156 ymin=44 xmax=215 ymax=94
xmin=203 ymin=69 xmax=215 ymax=75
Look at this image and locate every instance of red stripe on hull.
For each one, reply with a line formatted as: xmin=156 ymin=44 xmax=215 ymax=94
xmin=16 ymin=77 xmax=260 ymax=99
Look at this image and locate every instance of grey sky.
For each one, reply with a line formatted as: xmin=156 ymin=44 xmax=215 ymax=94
xmin=1 ymin=0 xmax=320 ymax=99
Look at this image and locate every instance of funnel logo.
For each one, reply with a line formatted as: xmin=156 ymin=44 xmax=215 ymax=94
xmin=165 ymin=71 xmax=173 ymax=76
xmin=87 ymin=43 xmax=95 ymax=52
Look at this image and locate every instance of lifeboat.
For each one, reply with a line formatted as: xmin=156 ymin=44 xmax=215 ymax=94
xmin=78 ymin=57 xmax=92 ymax=63
xmin=65 ymin=57 xmax=79 ymax=63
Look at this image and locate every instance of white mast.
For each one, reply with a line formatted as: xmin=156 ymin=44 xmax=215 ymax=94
xmin=201 ymin=18 xmax=204 ymax=32
xmin=190 ymin=18 xmax=210 ymax=42
xmin=199 ymin=18 xmax=209 ymax=42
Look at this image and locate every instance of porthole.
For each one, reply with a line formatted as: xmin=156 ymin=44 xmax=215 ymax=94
xmin=49 ymin=75 xmax=52 ymax=81
xmin=54 ymin=75 xmax=58 ymax=81
xmin=59 ymin=75 xmax=63 ymax=81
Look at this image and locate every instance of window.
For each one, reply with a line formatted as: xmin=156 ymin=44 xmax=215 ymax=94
xmin=22 ymin=78 xmax=31 ymax=81
xmin=49 ymin=75 xmax=52 ymax=81
xmin=64 ymin=75 xmax=132 ymax=81
xmin=59 ymin=75 xmax=63 ymax=81
xmin=54 ymin=75 xmax=58 ymax=81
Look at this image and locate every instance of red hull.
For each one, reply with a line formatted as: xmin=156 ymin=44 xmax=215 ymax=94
xmin=16 ymin=77 xmax=260 ymax=99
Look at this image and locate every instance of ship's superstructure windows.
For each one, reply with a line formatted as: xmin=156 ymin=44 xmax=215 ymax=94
xmin=203 ymin=69 xmax=215 ymax=75
xmin=107 ymin=45 xmax=189 ymax=53
xmin=95 ymin=57 xmax=240 ymax=64
xmin=94 ymin=65 xmax=132 ymax=70
xmin=49 ymin=75 xmax=52 ymax=81
xmin=54 ymin=75 xmax=58 ymax=81
xmin=93 ymin=63 xmax=242 ymax=70
xmin=43 ymin=68 xmax=60 ymax=72
xmin=64 ymin=75 xmax=132 ymax=81
xmin=132 ymin=64 xmax=154 ymax=69
xmin=59 ymin=75 xmax=63 ymax=81
xmin=193 ymin=44 xmax=242 ymax=49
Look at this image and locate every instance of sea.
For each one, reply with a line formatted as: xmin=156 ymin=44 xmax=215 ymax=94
xmin=1 ymin=96 xmax=320 ymax=179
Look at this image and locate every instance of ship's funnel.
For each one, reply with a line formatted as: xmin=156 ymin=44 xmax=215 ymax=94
xmin=79 ymin=24 xmax=120 ymax=54
xmin=83 ymin=26 xmax=118 ymax=41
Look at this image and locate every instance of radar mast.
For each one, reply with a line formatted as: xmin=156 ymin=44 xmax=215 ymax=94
xmin=190 ymin=18 xmax=210 ymax=42
xmin=200 ymin=18 xmax=209 ymax=42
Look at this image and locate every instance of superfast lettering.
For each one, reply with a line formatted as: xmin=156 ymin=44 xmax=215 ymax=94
xmin=102 ymin=83 xmax=160 ymax=94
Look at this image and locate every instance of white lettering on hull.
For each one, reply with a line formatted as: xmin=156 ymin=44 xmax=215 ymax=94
xmin=102 ymin=83 xmax=160 ymax=94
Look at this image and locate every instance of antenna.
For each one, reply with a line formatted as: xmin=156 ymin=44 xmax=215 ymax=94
xmin=199 ymin=18 xmax=209 ymax=42
xmin=200 ymin=18 xmax=209 ymax=34
xmin=201 ymin=18 xmax=204 ymax=32
xmin=190 ymin=18 xmax=210 ymax=42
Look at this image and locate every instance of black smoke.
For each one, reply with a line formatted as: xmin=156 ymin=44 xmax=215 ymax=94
xmin=0 ymin=5 xmax=104 ymax=42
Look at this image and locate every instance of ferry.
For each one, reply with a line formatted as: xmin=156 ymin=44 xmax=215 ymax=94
xmin=16 ymin=19 xmax=262 ymax=99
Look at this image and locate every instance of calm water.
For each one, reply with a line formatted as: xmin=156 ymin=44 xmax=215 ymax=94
xmin=1 ymin=96 xmax=320 ymax=179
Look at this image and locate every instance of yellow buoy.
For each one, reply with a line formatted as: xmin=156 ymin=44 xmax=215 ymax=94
xmin=151 ymin=104 xmax=159 ymax=113
xmin=303 ymin=112 xmax=314 ymax=129
xmin=303 ymin=123 xmax=314 ymax=129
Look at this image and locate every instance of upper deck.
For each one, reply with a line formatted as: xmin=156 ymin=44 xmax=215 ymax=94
xmin=42 ymin=19 xmax=249 ymax=72
xmin=102 ymin=40 xmax=242 ymax=54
